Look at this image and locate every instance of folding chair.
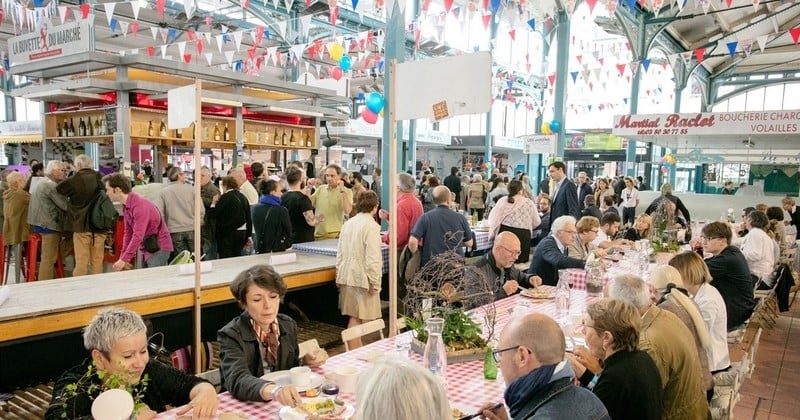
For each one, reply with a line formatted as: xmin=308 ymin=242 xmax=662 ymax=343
xmin=341 ymin=319 xmax=385 ymax=352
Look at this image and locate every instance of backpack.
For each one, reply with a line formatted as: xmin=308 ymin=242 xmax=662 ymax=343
xmin=89 ymin=190 xmax=119 ymax=231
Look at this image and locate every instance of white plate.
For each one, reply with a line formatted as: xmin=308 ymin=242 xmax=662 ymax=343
xmin=261 ymin=370 xmax=324 ymax=392
xmin=91 ymin=389 xmax=134 ymax=420
xmin=450 ymin=403 xmax=476 ymax=419
xmin=278 ymin=398 xmax=355 ymax=420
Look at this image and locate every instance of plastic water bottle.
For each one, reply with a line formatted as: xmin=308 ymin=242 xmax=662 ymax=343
xmin=555 ymin=276 xmax=571 ymax=323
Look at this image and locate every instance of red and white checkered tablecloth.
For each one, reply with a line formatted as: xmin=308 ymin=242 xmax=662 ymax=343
xmin=156 ymin=291 xmax=596 ymax=419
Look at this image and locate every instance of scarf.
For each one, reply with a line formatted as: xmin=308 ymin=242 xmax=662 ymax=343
xmin=504 ymin=361 xmax=573 ymax=418
xmin=259 ymin=194 xmax=281 ymax=206
xmin=251 ymin=318 xmax=280 ymax=368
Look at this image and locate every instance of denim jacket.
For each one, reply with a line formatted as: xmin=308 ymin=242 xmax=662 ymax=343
xmin=513 ymin=377 xmax=610 ymax=420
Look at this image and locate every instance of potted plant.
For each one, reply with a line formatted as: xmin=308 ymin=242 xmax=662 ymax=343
xmin=649 ymin=199 xmax=682 ymax=264
xmin=55 ymin=361 xmax=150 ymax=419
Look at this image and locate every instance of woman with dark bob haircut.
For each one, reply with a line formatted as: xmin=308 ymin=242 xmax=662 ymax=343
xmin=218 ymin=264 xmax=328 ymax=406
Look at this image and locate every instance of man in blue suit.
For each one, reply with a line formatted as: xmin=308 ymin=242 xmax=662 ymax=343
xmin=528 ymin=216 xmax=586 ymax=286
xmin=547 ymin=161 xmax=580 ymax=231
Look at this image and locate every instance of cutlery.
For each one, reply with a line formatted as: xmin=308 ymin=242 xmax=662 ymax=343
xmin=458 ymin=403 xmax=503 ymax=420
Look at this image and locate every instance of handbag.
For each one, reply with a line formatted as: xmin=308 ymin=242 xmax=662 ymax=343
xmin=143 ymin=222 xmax=162 ymax=253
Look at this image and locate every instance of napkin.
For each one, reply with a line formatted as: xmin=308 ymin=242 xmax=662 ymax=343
xmin=270 ymin=253 xmax=297 ymax=265
xmin=176 ymin=261 xmax=213 ymax=275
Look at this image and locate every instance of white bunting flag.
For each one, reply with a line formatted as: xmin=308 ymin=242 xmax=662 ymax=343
xmin=756 ymin=35 xmax=768 ymax=53
xmin=300 ymin=15 xmax=312 ymax=39
xmin=290 ymin=43 xmax=307 ymax=60
xmin=220 ymin=24 xmax=229 ymax=33
xmin=205 ymin=52 xmax=213 ymax=65
xmin=160 ymin=45 xmax=168 ymax=59
xmin=202 ymin=32 xmax=211 ymax=44
xmin=232 ymin=30 xmax=244 ymax=52
xmin=131 ymin=0 xmax=141 ymax=20
xmin=277 ymin=21 xmax=287 ymax=38
xmin=315 ymin=64 xmax=321 ymax=76
xmin=271 ymin=0 xmax=279 ymax=10
xmin=120 ymin=21 xmax=129 ymax=36
xmin=177 ymin=41 xmax=187 ymax=57
xmin=160 ymin=28 xmax=169 ymax=43
xmin=224 ymin=50 xmax=235 ymax=67
xmin=267 ymin=46 xmax=278 ymax=65
xmin=103 ymin=2 xmax=116 ymax=26
xmin=58 ymin=5 xmax=69 ymax=24
xmin=216 ymin=34 xmax=225 ymax=52
xmin=183 ymin=0 xmax=196 ymax=17
xmin=150 ymin=26 xmax=159 ymax=40
xmin=740 ymin=39 xmax=753 ymax=56
xmin=285 ymin=0 xmax=295 ymax=13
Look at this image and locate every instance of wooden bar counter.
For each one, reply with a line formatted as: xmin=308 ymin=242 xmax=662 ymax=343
xmin=0 ymin=252 xmax=336 ymax=344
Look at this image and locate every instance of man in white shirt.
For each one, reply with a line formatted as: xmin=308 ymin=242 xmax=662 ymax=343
xmin=229 ymin=167 xmax=258 ymax=205
xmin=620 ymin=176 xmax=639 ymax=226
xmin=591 ymin=212 xmax=630 ymax=249
xmin=740 ymin=210 xmax=776 ymax=285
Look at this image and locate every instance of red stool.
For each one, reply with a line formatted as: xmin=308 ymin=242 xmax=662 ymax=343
xmin=26 ymin=233 xmax=41 ymax=282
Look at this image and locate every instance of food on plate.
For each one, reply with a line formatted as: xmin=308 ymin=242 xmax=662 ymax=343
xmin=305 ymin=387 xmax=319 ymax=397
xmin=521 ymin=289 xmax=552 ymax=299
xmin=303 ymin=398 xmax=336 ymax=415
xmin=297 ymin=398 xmax=348 ymax=419
xmin=451 ymin=407 xmax=466 ymax=419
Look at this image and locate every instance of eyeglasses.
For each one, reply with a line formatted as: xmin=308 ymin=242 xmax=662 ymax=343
xmin=560 ymin=229 xmax=578 ymax=235
xmin=499 ymin=245 xmax=522 ymax=256
xmin=590 ymin=229 xmax=600 ymax=234
xmin=700 ymin=236 xmax=720 ymax=241
xmin=581 ymin=321 xmax=598 ymax=334
xmin=492 ymin=345 xmax=531 ymax=363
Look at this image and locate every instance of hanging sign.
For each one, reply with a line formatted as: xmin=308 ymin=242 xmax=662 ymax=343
xmin=612 ymin=111 xmax=800 ymax=137
xmin=9 ymin=20 xmax=95 ymax=67
xmin=523 ymin=135 xmax=556 ymax=154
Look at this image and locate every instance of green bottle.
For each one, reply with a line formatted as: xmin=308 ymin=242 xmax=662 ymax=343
xmin=484 ymin=345 xmax=497 ymax=380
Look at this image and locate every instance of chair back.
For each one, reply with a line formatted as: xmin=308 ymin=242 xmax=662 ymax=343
xmin=341 ymin=319 xmax=385 ymax=351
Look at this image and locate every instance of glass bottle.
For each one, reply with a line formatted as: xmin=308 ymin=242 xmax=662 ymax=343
xmin=69 ymin=118 xmax=76 ymax=136
xmin=159 ymin=119 xmax=167 ymax=137
xmin=189 ymin=122 xmax=196 ymax=140
xmin=94 ymin=116 xmax=101 ymax=134
xmin=57 ymin=120 xmax=63 ymax=137
xmin=78 ymin=117 xmax=87 ymax=136
xmin=213 ymin=123 xmax=221 ymax=141
xmin=148 ymin=120 xmax=154 ymax=137
xmin=62 ymin=119 xmax=69 ymax=137
xmin=224 ymin=123 xmax=230 ymax=141
xmin=99 ymin=117 xmax=106 ymax=135
xmin=422 ymin=317 xmax=447 ymax=379
xmin=483 ymin=345 xmax=497 ymax=380
xmin=555 ymin=274 xmax=571 ymax=323
xmin=273 ymin=129 xmax=280 ymax=146
xmin=305 ymin=132 xmax=312 ymax=147
xmin=203 ymin=123 xmax=209 ymax=140
xmin=281 ymin=129 xmax=287 ymax=146
xmin=87 ymin=116 xmax=94 ymax=136
xmin=289 ymin=129 xmax=296 ymax=147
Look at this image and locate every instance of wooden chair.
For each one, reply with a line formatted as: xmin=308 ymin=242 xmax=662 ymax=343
xmin=341 ymin=319 xmax=385 ymax=351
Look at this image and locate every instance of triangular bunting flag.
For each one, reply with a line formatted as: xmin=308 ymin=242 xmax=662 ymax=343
xmin=156 ymin=0 xmax=166 ymax=18
xmin=509 ymin=28 xmax=515 ymax=41
xmin=232 ymin=30 xmax=244 ymax=52
xmin=277 ymin=21 xmax=287 ymax=38
xmin=740 ymin=39 xmax=753 ymax=56
xmin=694 ymin=47 xmax=705 ymax=63
xmin=177 ymin=41 xmax=186 ymax=57
xmin=527 ymin=18 xmax=535 ymax=31
xmin=204 ymin=52 xmax=213 ymax=65
xmin=700 ymin=0 xmax=710 ymax=14
xmin=615 ymin=63 xmax=626 ymax=76
xmin=224 ymin=50 xmax=235 ymax=67
xmin=58 ymin=5 xmax=68 ymax=24
xmin=150 ymin=26 xmax=159 ymax=40
xmin=570 ymin=71 xmax=578 ymax=83
xmin=184 ymin=53 xmax=192 ymax=64
xmin=79 ymin=3 xmax=90 ymax=19
xmin=641 ymin=58 xmax=650 ymax=72
xmin=756 ymin=35 xmax=768 ymax=53
xmin=482 ymin=14 xmax=491 ymax=30
xmin=167 ymin=28 xmax=177 ymax=44
xmin=147 ymin=46 xmax=155 ymax=56
xmin=290 ymin=43 xmax=307 ymax=60
xmin=790 ymin=27 xmax=800 ymax=44
xmin=103 ymin=2 xmax=115 ymax=26
xmin=585 ymin=0 xmax=597 ymax=13
xmin=490 ymin=0 xmax=501 ymax=14
xmin=267 ymin=46 xmax=278 ymax=66
xmin=160 ymin=44 xmax=168 ymax=59
xmin=130 ymin=22 xmax=139 ymax=35
xmin=726 ymin=41 xmax=738 ymax=57
xmin=131 ymin=0 xmax=141 ymax=20
xmin=120 ymin=21 xmax=129 ymax=36
xmin=216 ymin=34 xmax=225 ymax=52
xmin=444 ymin=0 xmax=454 ymax=12
xmin=196 ymin=39 xmax=204 ymax=55
xmin=300 ymin=15 xmax=312 ymax=39
xmin=109 ymin=18 xmax=118 ymax=32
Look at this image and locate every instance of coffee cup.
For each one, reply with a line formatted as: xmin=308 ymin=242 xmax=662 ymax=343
xmin=334 ymin=366 xmax=359 ymax=394
xmin=290 ymin=366 xmax=311 ymax=386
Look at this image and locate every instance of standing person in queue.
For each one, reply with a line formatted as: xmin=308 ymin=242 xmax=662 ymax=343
xmin=199 ymin=166 xmax=220 ymax=260
xmin=218 ymin=265 xmax=328 ymax=406
xmin=311 ymin=164 xmax=353 ymax=240
xmin=281 ymin=166 xmax=320 ymax=245
xmin=207 ymin=176 xmax=252 ymax=259
xmin=336 ymin=191 xmax=382 ymax=350
xmin=28 ymin=160 xmax=69 ymax=280
xmin=546 ymin=162 xmax=580 ymax=231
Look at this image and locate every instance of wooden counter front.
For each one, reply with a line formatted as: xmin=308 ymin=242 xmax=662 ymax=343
xmin=0 ymin=252 xmax=336 ymax=343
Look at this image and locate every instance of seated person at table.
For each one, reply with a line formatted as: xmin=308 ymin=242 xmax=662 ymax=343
xmin=566 ymin=299 xmax=662 ymax=420
xmin=471 ymin=232 xmax=542 ymax=299
xmin=567 ymin=216 xmax=606 ymax=260
xmin=738 ymin=210 xmax=776 ymax=285
xmin=591 ymin=212 xmax=631 ymax=250
xmin=599 ymin=195 xmax=618 ymax=217
xmin=527 ymin=216 xmax=586 ymax=286
xmin=218 ymin=264 xmax=328 ymax=406
xmin=624 ymin=213 xmax=653 ymax=242
xmin=356 ymin=357 xmax=451 ymax=420
xmin=45 ymin=307 xmax=218 ymax=420
xmin=478 ymin=313 xmax=610 ymax=420
xmin=581 ymin=195 xmax=602 ymax=220
xmin=698 ymin=222 xmax=756 ymax=330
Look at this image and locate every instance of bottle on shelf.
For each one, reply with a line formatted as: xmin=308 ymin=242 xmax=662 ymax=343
xmin=69 ymin=118 xmax=76 ymax=137
xmin=255 ymin=130 xmax=261 ymax=144
xmin=203 ymin=123 xmax=209 ymax=140
xmin=148 ymin=120 xmax=154 ymax=137
xmin=305 ymin=131 xmax=312 ymax=147
xmin=57 ymin=120 xmax=63 ymax=137
xmin=94 ymin=116 xmax=101 ymax=135
xmin=224 ymin=123 xmax=230 ymax=141
xmin=190 ymin=122 xmax=196 ymax=139
xmin=289 ymin=129 xmax=296 ymax=147
xmin=87 ymin=116 xmax=94 ymax=136
xmin=62 ymin=119 xmax=69 ymax=137
xmin=175 ymin=128 xmax=181 ymax=139
xmin=159 ymin=119 xmax=167 ymax=137
xmin=213 ymin=122 xmax=221 ymax=141
xmin=99 ymin=117 xmax=106 ymax=135
xmin=281 ymin=129 xmax=287 ymax=146
xmin=273 ymin=128 xmax=280 ymax=146
xmin=78 ymin=118 xmax=87 ymax=136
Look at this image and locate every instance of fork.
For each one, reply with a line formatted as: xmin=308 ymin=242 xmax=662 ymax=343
xmin=458 ymin=403 xmax=504 ymax=420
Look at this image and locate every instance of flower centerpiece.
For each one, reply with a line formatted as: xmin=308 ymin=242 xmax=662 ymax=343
xmin=649 ymin=198 xmax=681 ymax=263
xmin=55 ymin=360 xmax=150 ymax=419
xmin=403 ymin=244 xmax=495 ymax=364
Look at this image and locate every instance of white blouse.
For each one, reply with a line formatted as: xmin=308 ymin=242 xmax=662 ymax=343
xmin=693 ymin=283 xmax=731 ymax=371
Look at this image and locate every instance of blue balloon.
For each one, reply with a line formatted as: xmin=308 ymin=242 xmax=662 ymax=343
xmin=549 ymin=119 xmax=561 ymax=133
xmin=357 ymin=92 xmax=365 ymax=100
xmin=339 ymin=55 xmax=352 ymax=72
xmin=366 ymin=92 xmax=385 ymax=114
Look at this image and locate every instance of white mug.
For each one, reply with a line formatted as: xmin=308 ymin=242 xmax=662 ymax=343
xmin=290 ymin=366 xmax=311 ymax=386
xmin=334 ymin=366 xmax=359 ymax=394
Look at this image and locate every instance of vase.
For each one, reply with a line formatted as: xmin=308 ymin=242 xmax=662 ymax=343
xmin=654 ymin=252 xmax=677 ymax=265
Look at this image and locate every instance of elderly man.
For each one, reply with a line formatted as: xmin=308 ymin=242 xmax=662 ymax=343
xmin=408 ymin=186 xmax=473 ymax=267
xmin=310 ymin=164 xmax=353 ymax=239
xmin=56 ymin=154 xmax=107 ymax=276
xmin=576 ymin=171 xmax=592 ymax=210
xmin=27 ymin=160 xmax=69 ymax=280
xmin=546 ymin=162 xmax=580 ymax=230
xmin=157 ymin=167 xmax=203 ymax=257
xmin=472 ymin=232 xmax=542 ymax=298
xmin=608 ymin=274 xmax=709 ymax=419
xmin=479 ymin=313 xmax=609 ymax=420
xmin=527 ymin=216 xmax=585 ymax=286
xmin=229 ymin=167 xmax=258 ymax=205
xmin=379 ymin=172 xmax=423 ymax=249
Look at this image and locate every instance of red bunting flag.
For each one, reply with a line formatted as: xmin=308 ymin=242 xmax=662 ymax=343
xmin=547 ymin=74 xmax=555 ymax=86
xmin=359 ymin=39 xmax=366 ymax=50
xmin=694 ymin=47 xmax=705 ymax=63
xmin=790 ymin=27 xmax=800 ymax=44
xmin=187 ymin=31 xmax=195 ymax=41
xmin=205 ymin=16 xmax=212 ymax=27
xmin=422 ymin=0 xmax=431 ymax=12
xmin=147 ymin=46 xmax=155 ymax=57
xmin=616 ymin=63 xmax=626 ymax=76
xmin=444 ymin=0 xmax=454 ymax=12
xmin=576 ymin=54 xmax=582 ymax=64
xmin=184 ymin=54 xmax=192 ymax=63
xmin=329 ymin=6 xmax=338 ymax=25
xmin=156 ymin=0 xmax=165 ymax=18
xmin=482 ymin=14 xmax=491 ymax=30
xmin=509 ymin=28 xmax=515 ymax=41
xmin=130 ymin=22 xmax=139 ymax=35
xmin=243 ymin=0 xmax=249 ymax=8
xmin=248 ymin=46 xmax=257 ymax=59
xmin=483 ymin=0 xmax=489 ymax=11
xmin=598 ymin=57 xmax=604 ymax=66
xmin=725 ymin=0 xmax=732 ymax=7
xmin=196 ymin=39 xmax=203 ymax=54
xmin=80 ymin=4 xmax=90 ymax=19
xmin=526 ymin=63 xmax=531 ymax=73
xmin=306 ymin=0 xmax=311 ymax=7
xmin=585 ymin=0 xmax=597 ymax=13
xmin=0 ymin=9 xmax=4 ymax=25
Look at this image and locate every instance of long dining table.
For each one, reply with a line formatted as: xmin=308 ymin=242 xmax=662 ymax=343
xmin=156 ymin=288 xmax=599 ymax=419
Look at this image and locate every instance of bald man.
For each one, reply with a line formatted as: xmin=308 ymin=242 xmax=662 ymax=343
xmin=479 ymin=313 xmax=610 ymax=420
xmin=471 ymin=232 xmax=542 ymax=298
xmin=408 ymin=185 xmax=473 ymax=266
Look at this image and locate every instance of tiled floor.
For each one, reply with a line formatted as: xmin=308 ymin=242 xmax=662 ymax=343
xmin=733 ymin=294 xmax=800 ymax=420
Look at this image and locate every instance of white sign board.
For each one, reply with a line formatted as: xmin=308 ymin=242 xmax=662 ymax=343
xmin=523 ymin=135 xmax=557 ymax=154
xmin=612 ymin=110 xmax=800 ymax=137
xmin=167 ymin=84 xmax=197 ymax=130
xmin=494 ymin=136 xmax=523 ymax=150
xmin=0 ymin=120 xmax=42 ymax=134
xmin=394 ymin=52 xmax=492 ymax=121
xmin=9 ymin=20 xmax=94 ymax=67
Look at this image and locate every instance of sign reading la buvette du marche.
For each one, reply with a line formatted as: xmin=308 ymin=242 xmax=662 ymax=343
xmin=8 ymin=20 xmax=94 ymax=67
xmin=612 ymin=111 xmax=800 ymax=137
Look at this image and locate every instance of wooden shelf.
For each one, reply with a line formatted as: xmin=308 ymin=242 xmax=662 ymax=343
xmin=47 ymin=135 xmax=112 ymax=141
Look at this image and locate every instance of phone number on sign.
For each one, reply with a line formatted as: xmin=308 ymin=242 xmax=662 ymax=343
xmin=635 ymin=128 xmax=689 ymax=135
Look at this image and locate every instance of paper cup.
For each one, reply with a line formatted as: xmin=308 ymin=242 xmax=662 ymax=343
xmin=334 ymin=366 xmax=359 ymax=394
xmin=290 ymin=366 xmax=311 ymax=386
xmin=91 ymin=389 xmax=134 ymax=420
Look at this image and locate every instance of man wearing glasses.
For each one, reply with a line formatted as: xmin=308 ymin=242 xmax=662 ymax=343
xmin=470 ymin=232 xmax=542 ymax=299
xmin=527 ymin=216 xmax=586 ymax=286
xmin=477 ymin=313 xmax=610 ymax=420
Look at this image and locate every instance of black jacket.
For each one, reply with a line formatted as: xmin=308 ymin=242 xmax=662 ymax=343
xmin=527 ymin=236 xmax=585 ymax=286
xmin=705 ymin=246 xmax=756 ymax=329
xmin=208 ymin=189 xmax=252 ymax=239
xmin=252 ymin=203 xmax=292 ymax=253
xmin=45 ymin=358 xmax=204 ymax=420
xmin=580 ymin=350 xmax=663 ymax=420
xmin=472 ymin=252 xmax=532 ymax=299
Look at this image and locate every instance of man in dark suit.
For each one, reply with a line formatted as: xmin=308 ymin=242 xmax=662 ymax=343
xmin=547 ymin=161 xmax=580 ymax=231
xmin=443 ymin=166 xmax=462 ymax=206
xmin=576 ymin=171 xmax=593 ymax=210
xmin=527 ymin=215 xmax=586 ymax=286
